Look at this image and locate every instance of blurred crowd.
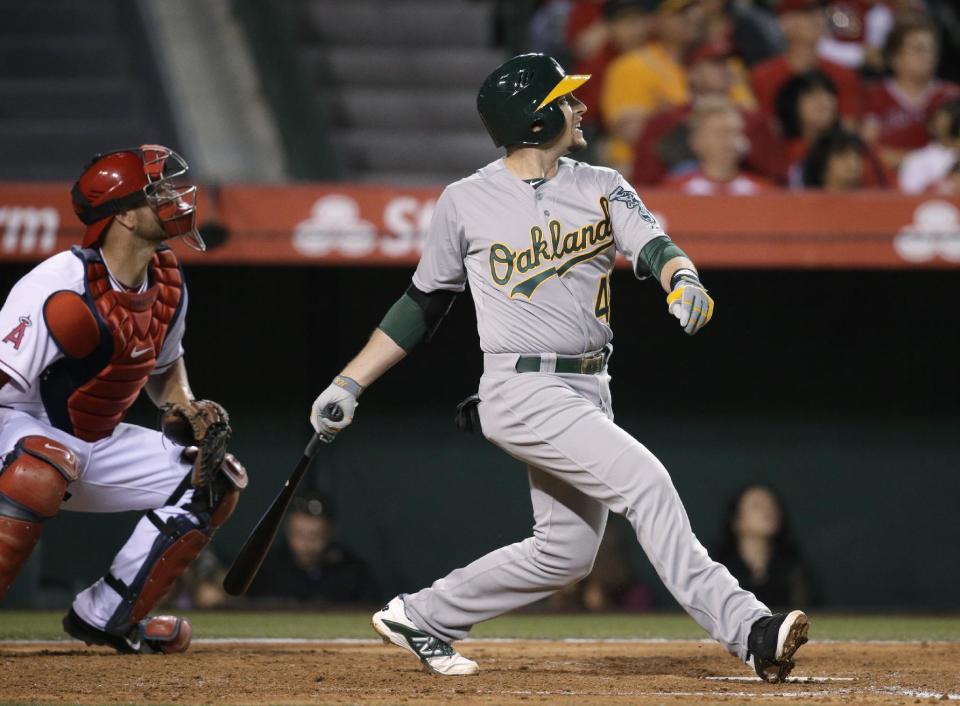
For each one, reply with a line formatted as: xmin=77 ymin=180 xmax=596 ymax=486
xmin=526 ymin=0 xmax=960 ymax=194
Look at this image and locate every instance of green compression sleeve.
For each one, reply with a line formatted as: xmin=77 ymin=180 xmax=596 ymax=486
xmin=378 ymin=293 xmax=428 ymax=352
xmin=377 ymin=285 xmax=457 ymax=352
xmin=637 ymin=236 xmax=688 ymax=281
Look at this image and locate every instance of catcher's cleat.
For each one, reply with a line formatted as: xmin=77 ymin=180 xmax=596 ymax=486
xmin=371 ymin=595 xmax=478 ymax=676
xmin=62 ymin=608 xmax=192 ymax=655
xmin=746 ymin=610 xmax=809 ymax=683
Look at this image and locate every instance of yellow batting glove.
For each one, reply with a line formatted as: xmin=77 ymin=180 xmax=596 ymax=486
xmin=666 ymin=274 xmax=714 ymax=336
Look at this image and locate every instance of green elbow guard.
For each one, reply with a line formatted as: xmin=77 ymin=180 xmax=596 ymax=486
xmin=637 ymin=236 xmax=688 ymax=280
xmin=377 ymin=285 xmax=457 ymax=353
xmin=378 ymin=293 xmax=429 ymax=352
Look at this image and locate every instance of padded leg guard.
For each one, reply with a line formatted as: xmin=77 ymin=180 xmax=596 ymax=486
xmin=104 ymin=454 xmax=246 ymax=632
xmin=0 ymin=436 xmax=79 ymax=600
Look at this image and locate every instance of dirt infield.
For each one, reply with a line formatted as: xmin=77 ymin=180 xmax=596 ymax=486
xmin=2 ymin=639 xmax=958 ymax=705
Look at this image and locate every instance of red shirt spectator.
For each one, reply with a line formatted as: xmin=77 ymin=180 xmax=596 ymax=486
xmin=753 ymin=57 xmax=862 ymax=121
xmin=632 ymin=39 xmax=785 ymax=184
xmin=864 ymin=79 xmax=960 ymax=151
xmin=750 ymin=0 xmax=863 ymax=122
xmin=633 ymin=104 xmax=787 ymax=184
xmin=862 ymin=18 xmax=960 ymax=169
xmin=659 ymin=96 xmax=778 ymax=194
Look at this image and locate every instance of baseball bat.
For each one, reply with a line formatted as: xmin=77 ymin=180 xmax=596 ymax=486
xmin=222 ymin=406 xmax=342 ymax=596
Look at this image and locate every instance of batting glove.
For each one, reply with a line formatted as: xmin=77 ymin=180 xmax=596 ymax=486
xmin=666 ymin=272 xmax=714 ymax=336
xmin=310 ymin=375 xmax=363 ymax=442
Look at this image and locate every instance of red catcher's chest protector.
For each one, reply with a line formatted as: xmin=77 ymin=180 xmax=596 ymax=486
xmin=40 ymin=246 xmax=184 ymax=442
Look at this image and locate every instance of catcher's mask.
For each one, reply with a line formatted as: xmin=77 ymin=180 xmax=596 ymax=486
xmin=71 ymin=144 xmax=205 ymax=252
xmin=477 ymin=53 xmax=590 ymax=148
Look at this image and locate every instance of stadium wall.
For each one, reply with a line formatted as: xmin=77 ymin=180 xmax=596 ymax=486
xmin=0 ymin=259 xmax=955 ymax=610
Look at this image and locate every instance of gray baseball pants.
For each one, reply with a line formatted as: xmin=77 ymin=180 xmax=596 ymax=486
xmin=403 ymin=351 xmax=769 ymax=661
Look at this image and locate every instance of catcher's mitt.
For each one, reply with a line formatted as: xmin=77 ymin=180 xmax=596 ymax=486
xmin=161 ymin=400 xmax=231 ymax=490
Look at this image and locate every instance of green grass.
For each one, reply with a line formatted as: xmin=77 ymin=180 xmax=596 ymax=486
xmin=2 ymin=611 xmax=958 ymax=642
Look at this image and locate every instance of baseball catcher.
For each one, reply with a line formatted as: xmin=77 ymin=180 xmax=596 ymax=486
xmin=0 ymin=145 xmax=247 ymax=654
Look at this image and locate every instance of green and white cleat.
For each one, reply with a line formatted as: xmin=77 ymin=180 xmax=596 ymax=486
xmin=371 ymin=595 xmax=479 ymax=676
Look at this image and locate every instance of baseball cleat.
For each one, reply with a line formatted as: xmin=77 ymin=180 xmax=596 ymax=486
xmin=371 ymin=595 xmax=479 ymax=676
xmin=63 ymin=608 xmax=192 ymax=655
xmin=746 ymin=610 xmax=809 ymax=683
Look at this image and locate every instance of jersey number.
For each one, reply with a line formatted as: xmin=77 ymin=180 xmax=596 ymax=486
xmin=594 ymin=276 xmax=610 ymax=323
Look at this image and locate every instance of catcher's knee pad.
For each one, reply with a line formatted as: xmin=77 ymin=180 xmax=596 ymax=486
xmin=208 ymin=452 xmax=247 ymax=528
xmin=105 ymin=454 xmax=247 ymax=630
xmin=0 ymin=436 xmax=80 ymax=600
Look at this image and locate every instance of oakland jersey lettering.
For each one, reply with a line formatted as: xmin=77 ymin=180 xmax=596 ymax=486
xmin=489 ymin=197 xmax=613 ymax=299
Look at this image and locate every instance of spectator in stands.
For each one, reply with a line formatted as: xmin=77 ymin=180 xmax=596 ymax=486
xmin=775 ymin=70 xmax=841 ymax=179
xmin=600 ymin=0 xmax=705 ymax=168
xmin=862 ymin=18 xmax=960 ymax=172
xmin=714 ymin=484 xmax=817 ymax=610
xmin=663 ymin=96 xmax=776 ymax=193
xmin=573 ymin=0 xmax=656 ymax=131
xmin=802 ymin=126 xmax=888 ymax=189
xmin=898 ymin=98 xmax=960 ymax=193
xmin=631 ymin=38 xmax=787 ymax=184
xmin=246 ymin=492 xmax=376 ymax=606
xmin=750 ymin=0 xmax=862 ymax=126
xmin=602 ymin=0 xmax=760 ymax=168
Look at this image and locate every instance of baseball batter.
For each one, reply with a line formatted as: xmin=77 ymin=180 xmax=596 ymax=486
xmin=310 ymin=54 xmax=808 ymax=681
xmin=0 ymin=146 xmax=246 ymax=653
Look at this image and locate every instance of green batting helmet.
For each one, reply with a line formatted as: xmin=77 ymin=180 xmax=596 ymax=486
xmin=477 ymin=53 xmax=591 ymax=148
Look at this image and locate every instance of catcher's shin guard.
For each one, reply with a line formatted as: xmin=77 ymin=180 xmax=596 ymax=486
xmin=104 ymin=453 xmax=246 ymax=632
xmin=0 ymin=436 xmax=80 ymax=600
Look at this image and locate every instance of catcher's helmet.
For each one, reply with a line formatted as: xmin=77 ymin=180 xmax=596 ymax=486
xmin=477 ymin=53 xmax=590 ymax=148
xmin=71 ymin=144 xmax=204 ymax=251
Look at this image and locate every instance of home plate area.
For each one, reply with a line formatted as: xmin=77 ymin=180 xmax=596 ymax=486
xmin=2 ymin=638 xmax=959 ymax=705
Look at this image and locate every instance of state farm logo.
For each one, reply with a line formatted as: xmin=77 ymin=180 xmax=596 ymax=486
xmin=894 ymin=200 xmax=960 ymax=263
xmin=0 ymin=206 xmax=59 ymax=254
xmin=292 ymin=194 xmax=435 ymax=257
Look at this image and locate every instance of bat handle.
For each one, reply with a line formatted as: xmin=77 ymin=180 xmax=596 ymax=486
xmin=304 ymin=432 xmax=325 ymax=458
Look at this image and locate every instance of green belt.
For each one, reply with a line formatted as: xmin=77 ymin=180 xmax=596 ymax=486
xmin=515 ymin=349 xmax=608 ymax=375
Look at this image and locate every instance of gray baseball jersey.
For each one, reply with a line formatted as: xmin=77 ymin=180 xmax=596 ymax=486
xmin=413 ymin=157 xmax=666 ymax=355
xmin=402 ymin=156 xmax=770 ymax=662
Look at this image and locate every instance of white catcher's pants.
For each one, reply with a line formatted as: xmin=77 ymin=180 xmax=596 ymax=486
xmin=0 ymin=407 xmax=195 ymax=628
xmin=403 ymin=354 xmax=770 ymax=661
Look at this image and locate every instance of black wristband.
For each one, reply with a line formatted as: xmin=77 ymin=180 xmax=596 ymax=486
xmin=670 ymin=268 xmax=701 ymax=290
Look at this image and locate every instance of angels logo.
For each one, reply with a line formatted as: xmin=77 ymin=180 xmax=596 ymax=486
xmin=2 ymin=315 xmax=31 ymax=350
